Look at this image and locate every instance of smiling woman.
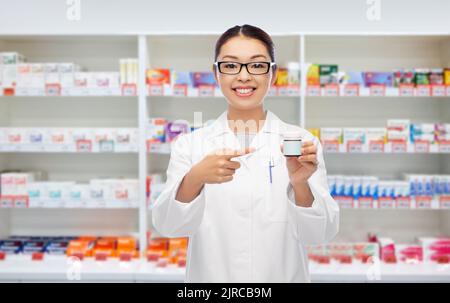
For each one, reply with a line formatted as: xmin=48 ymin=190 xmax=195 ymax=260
xmin=152 ymin=24 xmax=340 ymax=283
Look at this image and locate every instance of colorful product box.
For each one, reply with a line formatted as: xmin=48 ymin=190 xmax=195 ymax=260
xmin=343 ymin=128 xmax=366 ymax=146
xmin=320 ymin=128 xmax=343 ymax=144
xmin=147 ymin=118 xmax=167 ymax=144
xmin=364 ymin=72 xmax=393 ymax=87
xmin=173 ymin=71 xmax=193 ymax=86
xmin=393 ymin=69 xmax=415 ymax=87
xmin=414 ymin=69 xmax=430 ymax=85
xmin=319 ymin=64 xmax=338 ymax=86
xmin=146 ymin=69 xmax=171 ymax=85
xmin=1 ymin=52 xmax=25 ymax=65
xmin=444 ymin=68 xmax=450 ymax=85
xmin=165 ymin=120 xmax=190 ymax=142
xmin=419 ymin=238 xmax=450 ymax=263
xmin=191 ymin=72 xmax=217 ymax=88
xmin=306 ymin=64 xmax=319 ymax=86
xmin=395 ymin=244 xmax=423 ymax=263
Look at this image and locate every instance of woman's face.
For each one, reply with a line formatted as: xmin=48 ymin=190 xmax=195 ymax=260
xmin=214 ymin=36 xmax=277 ymax=111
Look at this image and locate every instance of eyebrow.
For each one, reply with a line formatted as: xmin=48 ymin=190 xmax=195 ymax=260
xmin=221 ymin=54 xmax=268 ymax=60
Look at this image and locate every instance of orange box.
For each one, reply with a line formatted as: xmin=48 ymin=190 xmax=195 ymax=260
xmin=67 ymin=240 xmax=94 ymax=258
xmin=148 ymin=238 xmax=169 ymax=251
xmin=117 ymin=237 xmax=139 ymax=259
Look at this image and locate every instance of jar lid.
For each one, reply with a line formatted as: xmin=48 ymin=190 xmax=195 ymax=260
xmin=283 ymin=132 xmax=302 ymax=140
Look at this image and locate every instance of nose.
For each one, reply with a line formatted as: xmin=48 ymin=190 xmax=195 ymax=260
xmin=237 ymin=65 xmax=251 ymax=82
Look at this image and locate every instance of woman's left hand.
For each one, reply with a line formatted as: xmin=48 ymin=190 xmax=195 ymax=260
xmin=282 ymin=141 xmax=319 ymax=186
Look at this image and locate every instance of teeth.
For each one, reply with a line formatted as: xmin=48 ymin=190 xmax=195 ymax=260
xmin=236 ymin=88 xmax=254 ymax=94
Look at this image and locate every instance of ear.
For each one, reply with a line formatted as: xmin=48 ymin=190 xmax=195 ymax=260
xmin=270 ymin=65 xmax=278 ymax=86
xmin=212 ymin=64 xmax=219 ymax=84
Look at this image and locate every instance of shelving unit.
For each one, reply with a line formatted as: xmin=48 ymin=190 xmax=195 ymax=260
xmin=1 ymin=32 xmax=450 ymax=282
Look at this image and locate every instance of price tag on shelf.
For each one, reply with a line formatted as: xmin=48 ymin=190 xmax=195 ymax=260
xmin=438 ymin=141 xmax=450 ymax=153
xmin=268 ymin=86 xmax=277 ymax=97
xmin=306 ymin=85 xmax=321 ymax=97
xmin=173 ymin=84 xmax=188 ymax=97
xmin=287 ymin=85 xmax=300 ymax=96
xmin=391 ymin=141 xmax=407 ymax=153
xmin=399 ymin=84 xmax=414 ymax=97
xmin=323 ymin=140 xmax=340 ymax=153
xmin=99 ymin=140 xmax=114 ymax=152
xmin=323 ymin=84 xmax=339 ymax=97
xmin=119 ymin=252 xmax=133 ymax=262
xmin=347 ymin=140 xmax=363 ymax=153
xmin=431 ymin=85 xmax=446 ymax=97
xmin=76 ymin=140 xmax=93 ymax=152
xmin=148 ymin=84 xmax=164 ymax=96
xmin=368 ymin=140 xmax=385 ymax=153
xmin=396 ymin=197 xmax=412 ymax=209
xmin=1 ymin=196 xmax=14 ymax=208
xmin=335 ymin=196 xmax=354 ymax=208
xmin=45 ymin=84 xmax=61 ymax=96
xmin=369 ymin=85 xmax=386 ymax=97
xmin=14 ymin=196 xmax=29 ymax=208
xmin=415 ymin=196 xmax=433 ymax=209
xmin=31 ymin=252 xmax=44 ymax=261
xmin=378 ymin=197 xmax=395 ymax=209
xmin=358 ymin=197 xmax=374 ymax=209
xmin=414 ymin=140 xmax=430 ymax=153
xmin=343 ymin=84 xmax=359 ymax=97
xmin=440 ymin=196 xmax=450 ymax=209
xmin=198 ymin=85 xmax=215 ymax=97
xmin=277 ymin=86 xmax=289 ymax=96
xmin=121 ymin=84 xmax=137 ymax=96
xmin=416 ymin=85 xmax=431 ymax=97
xmin=95 ymin=252 xmax=109 ymax=262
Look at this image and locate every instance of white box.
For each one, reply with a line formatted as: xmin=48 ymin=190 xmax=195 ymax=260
xmin=343 ymin=128 xmax=366 ymax=145
xmin=58 ymin=63 xmax=80 ymax=88
xmin=365 ymin=128 xmax=387 ymax=142
xmin=2 ymin=65 xmax=17 ymax=87
xmin=74 ymin=72 xmax=89 ymax=87
xmin=320 ymin=128 xmax=342 ymax=143
xmin=1 ymin=52 xmax=25 ymax=65
xmin=94 ymin=128 xmax=116 ymax=152
xmin=115 ymin=128 xmax=138 ymax=152
xmin=30 ymin=63 xmax=45 ymax=88
xmin=16 ymin=64 xmax=32 ymax=88
xmin=387 ymin=119 xmax=410 ymax=132
xmin=44 ymin=63 xmax=60 ymax=85
xmin=7 ymin=128 xmax=25 ymax=145
xmin=48 ymin=128 xmax=72 ymax=145
xmin=68 ymin=184 xmax=90 ymax=207
xmin=46 ymin=182 xmax=75 ymax=201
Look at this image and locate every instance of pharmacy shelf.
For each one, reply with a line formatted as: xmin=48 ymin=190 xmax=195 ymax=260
xmin=1 ymin=33 xmax=450 ymax=282
xmin=0 ymin=255 xmax=449 ymax=282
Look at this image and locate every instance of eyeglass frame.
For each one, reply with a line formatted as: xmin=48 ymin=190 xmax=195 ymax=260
xmin=214 ymin=61 xmax=277 ymax=75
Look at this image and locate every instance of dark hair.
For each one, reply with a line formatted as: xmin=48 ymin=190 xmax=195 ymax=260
xmin=214 ymin=24 xmax=276 ymax=63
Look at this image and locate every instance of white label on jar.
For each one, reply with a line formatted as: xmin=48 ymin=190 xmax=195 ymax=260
xmin=284 ymin=140 xmax=302 ymax=156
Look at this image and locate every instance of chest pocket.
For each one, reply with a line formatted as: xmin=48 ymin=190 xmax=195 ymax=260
xmin=250 ymin=147 xmax=290 ymax=223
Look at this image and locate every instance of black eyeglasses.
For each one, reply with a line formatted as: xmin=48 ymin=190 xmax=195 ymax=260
xmin=214 ymin=61 xmax=276 ymax=75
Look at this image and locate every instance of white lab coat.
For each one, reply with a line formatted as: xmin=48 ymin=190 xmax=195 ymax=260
xmin=152 ymin=110 xmax=339 ymax=283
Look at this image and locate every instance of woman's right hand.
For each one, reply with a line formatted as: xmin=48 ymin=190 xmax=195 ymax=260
xmin=187 ymin=148 xmax=254 ymax=185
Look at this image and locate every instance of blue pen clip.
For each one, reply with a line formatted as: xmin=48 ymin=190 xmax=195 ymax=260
xmin=269 ymin=156 xmax=274 ymax=184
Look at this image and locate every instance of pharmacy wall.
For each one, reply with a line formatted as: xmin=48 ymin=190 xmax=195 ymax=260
xmin=0 ymin=0 xmax=450 ymax=283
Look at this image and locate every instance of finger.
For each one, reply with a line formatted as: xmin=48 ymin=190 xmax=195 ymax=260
xmin=218 ymin=175 xmax=233 ymax=183
xmin=301 ymin=144 xmax=317 ymax=155
xmin=223 ymin=147 xmax=255 ymax=160
xmin=224 ymin=160 xmax=241 ymax=170
xmin=297 ymin=154 xmax=319 ymax=164
xmin=299 ymin=161 xmax=318 ymax=171
xmin=301 ymin=140 xmax=314 ymax=148
xmin=218 ymin=168 xmax=236 ymax=176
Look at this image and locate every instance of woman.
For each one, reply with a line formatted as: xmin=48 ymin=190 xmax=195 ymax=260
xmin=152 ymin=24 xmax=339 ymax=283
